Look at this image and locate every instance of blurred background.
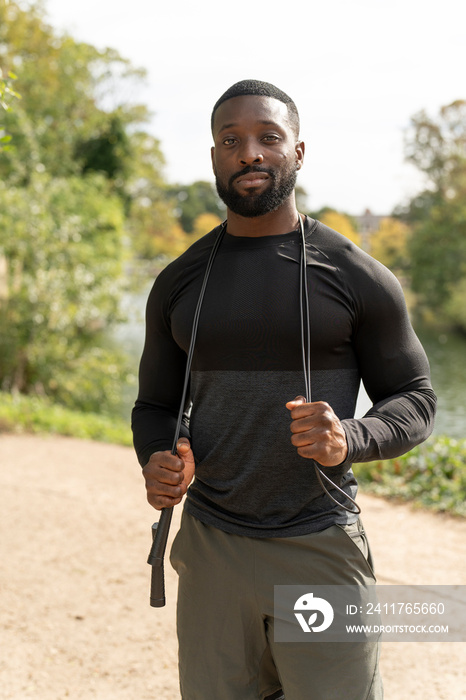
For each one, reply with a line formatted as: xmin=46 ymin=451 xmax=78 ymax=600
xmin=1 ymin=0 xmax=465 ymax=487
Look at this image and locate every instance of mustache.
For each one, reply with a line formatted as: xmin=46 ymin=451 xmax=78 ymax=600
xmin=228 ymin=165 xmax=274 ymax=187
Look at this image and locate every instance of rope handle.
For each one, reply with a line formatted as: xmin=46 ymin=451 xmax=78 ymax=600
xmin=147 ymin=223 xmax=227 ymax=607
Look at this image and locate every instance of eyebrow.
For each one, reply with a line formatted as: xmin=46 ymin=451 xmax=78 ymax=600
xmin=217 ymin=120 xmax=283 ymax=133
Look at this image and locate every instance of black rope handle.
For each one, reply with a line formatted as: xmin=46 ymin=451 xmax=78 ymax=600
xmin=147 ymin=222 xmax=227 ymax=607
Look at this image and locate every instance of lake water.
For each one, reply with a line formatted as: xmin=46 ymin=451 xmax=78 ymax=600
xmin=121 ymin=284 xmax=465 ymax=439
xmin=416 ymin=326 xmax=466 ymax=438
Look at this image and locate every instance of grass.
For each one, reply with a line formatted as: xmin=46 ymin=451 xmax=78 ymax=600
xmin=0 ymin=391 xmax=132 ymax=446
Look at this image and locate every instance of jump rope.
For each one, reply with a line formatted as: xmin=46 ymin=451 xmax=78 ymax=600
xmin=148 ymin=215 xmax=360 ymax=607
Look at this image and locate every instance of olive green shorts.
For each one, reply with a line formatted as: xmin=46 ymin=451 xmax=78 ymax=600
xmin=170 ymin=511 xmax=383 ymax=700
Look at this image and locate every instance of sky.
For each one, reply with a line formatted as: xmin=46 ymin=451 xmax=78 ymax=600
xmin=44 ymin=0 xmax=466 ymax=216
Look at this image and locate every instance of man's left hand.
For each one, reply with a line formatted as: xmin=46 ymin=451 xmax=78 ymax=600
xmin=286 ymin=396 xmax=348 ymax=466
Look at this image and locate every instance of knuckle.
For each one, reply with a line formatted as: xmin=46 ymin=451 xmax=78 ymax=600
xmin=291 ymin=405 xmax=305 ymax=419
xmin=165 ymin=470 xmax=181 ymax=485
xmin=150 ymin=495 xmax=179 ymax=510
xmin=171 ymin=458 xmax=184 ymax=472
xmin=321 ymin=413 xmax=333 ymax=428
xmin=146 ymin=479 xmax=181 ymax=498
xmin=147 ymin=493 xmax=161 ymax=509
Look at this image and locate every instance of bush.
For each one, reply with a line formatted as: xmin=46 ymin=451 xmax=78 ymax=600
xmin=0 ymin=174 xmax=132 ymax=413
xmin=356 ymin=435 xmax=466 ymax=517
xmin=0 ymin=391 xmax=132 ymax=445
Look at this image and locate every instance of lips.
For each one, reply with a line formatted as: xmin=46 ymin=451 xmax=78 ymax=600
xmin=236 ymin=172 xmax=270 ymax=187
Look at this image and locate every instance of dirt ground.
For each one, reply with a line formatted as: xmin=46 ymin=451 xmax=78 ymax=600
xmin=0 ymin=434 xmax=465 ymax=699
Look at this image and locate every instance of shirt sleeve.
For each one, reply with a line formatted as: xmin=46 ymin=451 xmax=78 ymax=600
xmin=341 ymin=261 xmax=436 ymax=463
xmin=131 ymin=272 xmax=191 ymax=468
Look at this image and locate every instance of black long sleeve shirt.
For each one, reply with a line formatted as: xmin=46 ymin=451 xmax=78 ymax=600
xmin=132 ymin=217 xmax=436 ymax=536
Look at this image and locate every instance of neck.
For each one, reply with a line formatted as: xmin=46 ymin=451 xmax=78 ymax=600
xmin=226 ymin=199 xmax=301 ymax=237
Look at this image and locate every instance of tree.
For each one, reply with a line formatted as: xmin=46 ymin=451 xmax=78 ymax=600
xmin=168 ymin=180 xmax=226 ymax=233
xmin=0 ymin=0 xmax=185 ymax=413
xmin=0 ymin=174 xmax=129 ymax=412
xmin=128 ymin=202 xmax=188 ymax=259
xmin=0 ymin=1 xmax=149 ymax=183
xmin=192 ymin=212 xmax=223 ymax=241
xmin=312 ymin=208 xmax=361 ymax=247
xmin=408 ymin=198 xmax=466 ymax=318
xmin=76 ymin=113 xmax=132 ymax=181
xmin=405 ymin=100 xmax=466 ymax=199
xmin=401 ymin=100 xmax=466 ymax=330
xmin=0 ymin=67 xmax=20 ymax=150
xmin=126 ymin=131 xmax=185 ymax=258
xmin=369 ymin=217 xmax=410 ymax=272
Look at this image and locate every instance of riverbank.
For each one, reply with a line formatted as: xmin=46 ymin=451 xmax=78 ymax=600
xmin=1 ymin=434 xmax=464 ymax=699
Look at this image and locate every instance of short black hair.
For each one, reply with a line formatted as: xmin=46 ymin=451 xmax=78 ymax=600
xmin=211 ymin=79 xmax=300 ymax=137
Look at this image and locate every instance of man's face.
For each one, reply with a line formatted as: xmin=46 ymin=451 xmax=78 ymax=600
xmin=211 ymin=95 xmax=304 ymax=218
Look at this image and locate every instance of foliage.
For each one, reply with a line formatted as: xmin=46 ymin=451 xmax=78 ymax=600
xmin=0 ymin=67 xmax=20 ymax=149
xmin=311 ymin=208 xmax=361 ymax=246
xmin=191 ymin=212 xmax=223 ymax=241
xmin=76 ymin=113 xmax=133 ymax=182
xmin=356 ymin=435 xmax=466 ymax=517
xmin=130 ymin=177 xmax=224 ymax=258
xmin=0 ymin=0 xmax=148 ymax=184
xmin=369 ymin=217 xmax=411 ymax=272
xmin=0 ymin=0 xmax=183 ymax=415
xmin=0 ymin=68 xmax=13 ymax=109
xmin=443 ymin=277 xmax=466 ymax=330
xmin=0 ymin=1 xmax=187 ymax=257
xmin=0 ymin=67 xmax=20 ymax=112
xmin=404 ymin=100 xmax=466 ymax=198
xmin=126 ymin=131 xmax=184 ymax=258
xmin=168 ymin=180 xmax=226 ymax=233
xmin=129 ymin=206 xmax=188 ymax=259
xmin=400 ymin=100 xmax=466 ymax=331
xmin=0 ymin=173 xmax=133 ymax=412
xmin=0 ymin=391 xmax=132 ymax=445
xmin=408 ymin=198 xmax=466 ymax=313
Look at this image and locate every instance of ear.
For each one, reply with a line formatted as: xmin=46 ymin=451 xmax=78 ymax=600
xmin=295 ymin=140 xmax=305 ymax=170
xmin=211 ymin=146 xmax=217 ymax=176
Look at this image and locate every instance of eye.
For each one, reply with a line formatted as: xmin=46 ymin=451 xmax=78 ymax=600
xmin=262 ymin=134 xmax=280 ymax=142
xmin=222 ymin=137 xmax=237 ymax=146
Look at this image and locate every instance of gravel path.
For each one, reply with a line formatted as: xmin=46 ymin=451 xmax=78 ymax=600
xmin=1 ymin=434 xmax=464 ymax=699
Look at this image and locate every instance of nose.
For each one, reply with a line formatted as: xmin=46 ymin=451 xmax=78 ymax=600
xmin=238 ymin=137 xmax=263 ymax=166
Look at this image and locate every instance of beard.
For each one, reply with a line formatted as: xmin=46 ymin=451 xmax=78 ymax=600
xmin=215 ymin=163 xmax=297 ymax=218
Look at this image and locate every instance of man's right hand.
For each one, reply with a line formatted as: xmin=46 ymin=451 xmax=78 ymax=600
xmin=142 ymin=438 xmax=195 ymax=510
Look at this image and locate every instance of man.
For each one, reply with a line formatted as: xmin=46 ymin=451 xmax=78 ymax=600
xmin=132 ymin=80 xmax=436 ymax=700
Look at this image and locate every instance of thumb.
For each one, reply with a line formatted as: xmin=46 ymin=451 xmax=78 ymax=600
xmin=176 ymin=438 xmax=193 ymax=458
xmin=286 ymin=395 xmax=307 ymax=410
xmin=176 ymin=438 xmax=195 ymax=490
